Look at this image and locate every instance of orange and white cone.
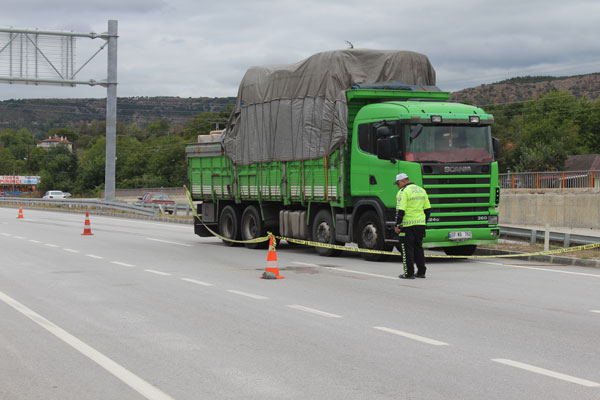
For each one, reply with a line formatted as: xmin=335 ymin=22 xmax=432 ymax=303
xmin=261 ymin=234 xmax=284 ymax=279
xmin=17 ymin=204 xmax=24 ymax=219
xmin=81 ymin=212 xmax=94 ymax=236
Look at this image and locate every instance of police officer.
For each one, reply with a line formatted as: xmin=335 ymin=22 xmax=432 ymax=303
xmin=394 ymin=173 xmax=431 ymax=279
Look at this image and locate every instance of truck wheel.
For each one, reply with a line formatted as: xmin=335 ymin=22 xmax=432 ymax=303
xmin=356 ymin=211 xmax=392 ymax=261
xmin=311 ymin=209 xmax=342 ymax=257
xmin=219 ymin=205 xmax=241 ymax=246
xmin=241 ymin=205 xmax=268 ymax=249
xmin=443 ymin=245 xmax=477 ymax=256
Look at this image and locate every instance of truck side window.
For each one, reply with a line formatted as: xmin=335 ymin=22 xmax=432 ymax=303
xmin=358 ymin=123 xmax=377 ymax=155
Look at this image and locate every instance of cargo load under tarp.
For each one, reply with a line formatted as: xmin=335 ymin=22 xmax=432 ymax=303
xmin=222 ymin=49 xmax=436 ymax=165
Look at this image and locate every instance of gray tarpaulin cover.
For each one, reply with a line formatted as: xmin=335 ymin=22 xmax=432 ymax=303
xmin=222 ymin=49 xmax=436 ymax=165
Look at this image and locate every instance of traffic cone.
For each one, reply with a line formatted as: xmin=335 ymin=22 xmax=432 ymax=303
xmin=81 ymin=212 xmax=94 ymax=236
xmin=17 ymin=204 xmax=24 ymax=219
xmin=261 ymin=234 xmax=284 ymax=279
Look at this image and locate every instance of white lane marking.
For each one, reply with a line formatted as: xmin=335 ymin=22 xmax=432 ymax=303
xmin=0 ymin=233 xmax=11 ymax=236
xmin=326 ymin=267 xmax=397 ymax=280
xmin=111 ymin=261 xmax=135 ymax=268
xmin=492 ymin=358 xmax=600 ymax=387
xmin=227 ymin=290 xmax=268 ymax=300
xmin=476 ymin=261 xmax=600 ymax=278
xmin=591 ymin=310 xmax=600 ymax=314
xmin=292 ymin=262 xmax=397 ymax=280
xmin=63 ymin=248 xmax=80 ymax=253
xmin=373 ymin=326 xmax=449 ymax=346
xmin=29 ymin=239 xmax=41 ymax=243
xmin=146 ymin=237 xmax=192 ymax=247
xmin=181 ymin=278 xmax=213 ymax=287
xmin=0 ymin=290 xmax=175 ymax=400
xmin=144 ymin=269 xmax=171 ymax=276
xmin=476 ymin=261 xmax=506 ymax=267
xmin=13 ymin=236 xmax=26 ymax=239
xmin=293 ymin=262 xmax=319 ymax=267
xmin=44 ymin=243 xmax=59 ymax=248
xmin=86 ymin=254 xmax=104 ymax=260
xmin=287 ymin=305 xmax=342 ymax=318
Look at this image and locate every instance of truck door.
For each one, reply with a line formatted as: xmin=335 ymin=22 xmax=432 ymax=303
xmin=351 ymin=122 xmax=400 ymax=208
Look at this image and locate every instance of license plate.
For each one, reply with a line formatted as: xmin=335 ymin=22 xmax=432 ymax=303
xmin=449 ymin=231 xmax=472 ymax=241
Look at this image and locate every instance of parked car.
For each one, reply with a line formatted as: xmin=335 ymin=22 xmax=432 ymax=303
xmin=42 ymin=190 xmax=67 ymax=200
xmin=137 ymin=192 xmax=176 ymax=214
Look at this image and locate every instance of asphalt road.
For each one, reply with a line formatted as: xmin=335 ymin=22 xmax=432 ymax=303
xmin=1 ymin=207 xmax=599 ymax=399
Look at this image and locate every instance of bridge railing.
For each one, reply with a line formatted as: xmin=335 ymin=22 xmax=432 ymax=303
xmin=500 ymin=170 xmax=599 ymax=189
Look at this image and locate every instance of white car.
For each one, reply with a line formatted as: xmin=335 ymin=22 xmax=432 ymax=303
xmin=42 ymin=190 xmax=67 ymax=200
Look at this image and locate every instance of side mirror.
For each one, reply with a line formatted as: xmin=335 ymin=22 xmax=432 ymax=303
xmin=377 ymin=136 xmax=403 ymax=162
xmin=409 ymin=124 xmax=424 ymax=143
xmin=376 ymin=125 xmax=391 ymax=138
xmin=492 ymin=137 xmax=500 ymax=160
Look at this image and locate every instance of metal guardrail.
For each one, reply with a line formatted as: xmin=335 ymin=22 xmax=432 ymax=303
xmin=500 ymin=226 xmax=600 ymax=247
xmin=101 ymin=187 xmax=186 ymax=199
xmin=0 ymin=197 xmax=194 ymax=217
xmin=500 ymin=170 xmax=599 ymax=189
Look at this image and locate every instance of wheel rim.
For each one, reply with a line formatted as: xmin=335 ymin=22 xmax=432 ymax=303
xmin=361 ymin=223 xmax=379 ymax=248
xmin=222 ymin=215 xmax=234 ymax=238
xmin=316 ymin=221 xmax=332 ymax=243
xmin=243 ymin=214 xmax=257 ymax=238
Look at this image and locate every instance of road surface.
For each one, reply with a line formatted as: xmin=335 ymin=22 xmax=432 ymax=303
xmin=1 ymin=207 xmax=599 ymax=399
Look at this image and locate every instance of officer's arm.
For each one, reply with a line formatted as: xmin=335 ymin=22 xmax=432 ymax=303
xmin=424 ymin=191 xmax=432 ymax=221
xmin=395 ymin=210 xmax=405 ymax=227
xmin=424 ymin=208 xmax=431 ymax=220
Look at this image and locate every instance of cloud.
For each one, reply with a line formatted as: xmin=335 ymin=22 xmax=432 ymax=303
xmin=1 ymin=0 xmax=599 ymax=99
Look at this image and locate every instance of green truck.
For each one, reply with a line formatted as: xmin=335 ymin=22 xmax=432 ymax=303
xmin=186 ymin=49 xmax=500 ymax=260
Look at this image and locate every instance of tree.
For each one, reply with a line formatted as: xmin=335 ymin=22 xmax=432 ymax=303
xmin=36 ymin=147 xmax=78 ymax=192
xmin=146 ymin=136 xmax=187 ymax=187
xmin=514 ymin=142 xmax=567 ymax=172
xmin=0 ymin=148 xmax=15 ymax=174
xmin=519 ymin=90 xmax=580 ymax=158
xmin=145 ymin=119 xmax=171 ymax=138
xmin=182 ymin=111 xmax=229 ymax=140
xmin=574 ymin=97 xmax=600 ymax=153
xmin=75 ymin=137 xmax=106 ymax=194
xmin=115 ymin=136 xmax=150 ymax=188
xmin=0 ymin=128 xmax=34 ymax=161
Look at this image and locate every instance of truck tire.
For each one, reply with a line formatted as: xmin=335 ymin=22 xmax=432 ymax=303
xmin=311 ymin=209 xmax=342 ymax=257
xmin=443 ymin=245 xmax=477 ymax=256
xmin=356 ymin=211 xmax=392 ymax=261
xmin=219 ymin=205 xmax=241 ymax=246
xmin=241 ymin=205 xmax=268 ymax=249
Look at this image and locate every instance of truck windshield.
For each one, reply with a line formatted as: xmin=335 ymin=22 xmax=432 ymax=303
xmin=404 ymin=124 xmax=494 ymax=163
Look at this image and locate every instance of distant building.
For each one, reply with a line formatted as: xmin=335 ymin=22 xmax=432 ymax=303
xmin=565 ymin=154 xmax=600 ymax=171
xmin=37 ymin=135 xmax=73 ymax=152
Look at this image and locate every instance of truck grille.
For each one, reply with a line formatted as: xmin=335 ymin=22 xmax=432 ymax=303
xmin=422 ymin=163 xmax=493 ymax=229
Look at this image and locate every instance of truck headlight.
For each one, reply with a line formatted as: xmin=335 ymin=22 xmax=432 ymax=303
xmin=488 ymin=215 xmax=499 ymax=225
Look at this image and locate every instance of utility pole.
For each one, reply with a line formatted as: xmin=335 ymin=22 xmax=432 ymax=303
xmin=104 ymin=20 xmax=118 ymax=202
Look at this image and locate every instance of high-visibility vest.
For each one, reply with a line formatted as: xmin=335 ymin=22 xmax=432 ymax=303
xmin=396 ymin=183 xmax=431 ymax=227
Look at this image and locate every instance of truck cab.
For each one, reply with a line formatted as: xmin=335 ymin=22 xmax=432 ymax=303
xmin=349 ymin=89 xmax=500 ymax=255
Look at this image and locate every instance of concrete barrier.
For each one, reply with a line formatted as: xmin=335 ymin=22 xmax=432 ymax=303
xmin=499 ymin=188 xmax=600 ymax=229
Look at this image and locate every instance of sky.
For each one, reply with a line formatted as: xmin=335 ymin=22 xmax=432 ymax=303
xmin=1 ymin=0 xmax=599 ymax=100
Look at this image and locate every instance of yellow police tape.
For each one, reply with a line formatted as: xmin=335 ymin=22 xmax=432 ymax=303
xmin=184 ymin=186 xmax=600 ymax=259
xmin=184 ymin=186 xmax=269 ymax=244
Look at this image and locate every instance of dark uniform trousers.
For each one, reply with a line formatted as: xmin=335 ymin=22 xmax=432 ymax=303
xmin=398 ymin=225 xmax=426 ymax=276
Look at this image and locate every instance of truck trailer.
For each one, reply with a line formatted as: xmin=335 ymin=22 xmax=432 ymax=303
xmin=186 ymin=49 xmax=500 ymax=260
